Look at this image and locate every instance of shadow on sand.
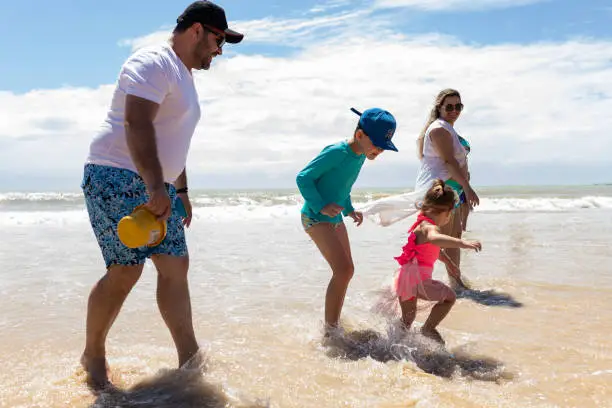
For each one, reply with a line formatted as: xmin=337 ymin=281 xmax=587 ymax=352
xmin=322 ymin=325 xmax=514 ymax=382
xmin=88 ymin=353 xmax=268 ymax=408
xmin=455 ymin=286 xmax=524 ymax=308
xmin=373 ymin=279 xmax=524 ymax=311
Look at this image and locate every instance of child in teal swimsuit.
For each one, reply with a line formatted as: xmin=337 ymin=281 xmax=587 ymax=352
xmin=296 ymin=107 xmax=399 ymax=331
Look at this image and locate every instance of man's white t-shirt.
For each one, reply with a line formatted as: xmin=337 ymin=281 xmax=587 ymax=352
xmin=86 ymin=42 xmax=201 ymax=184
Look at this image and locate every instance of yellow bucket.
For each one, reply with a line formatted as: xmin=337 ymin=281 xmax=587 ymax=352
xmin=117 ymin=205 xmax=167 ymax=248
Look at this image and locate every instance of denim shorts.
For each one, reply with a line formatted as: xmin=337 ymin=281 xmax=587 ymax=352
xmin=81 ymin=163 xmax=188 ymax=268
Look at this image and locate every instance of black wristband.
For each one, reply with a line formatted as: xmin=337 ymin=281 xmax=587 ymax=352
xmin=176 ymin=187 xmax=188 ymax=194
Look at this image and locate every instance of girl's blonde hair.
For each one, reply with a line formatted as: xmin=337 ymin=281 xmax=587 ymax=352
xmin=416 ymin=88 xmax=461 ymax=159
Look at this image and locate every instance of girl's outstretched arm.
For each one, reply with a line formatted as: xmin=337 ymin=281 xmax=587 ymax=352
xmin=423 ymin=224 xmax=482 ymax=251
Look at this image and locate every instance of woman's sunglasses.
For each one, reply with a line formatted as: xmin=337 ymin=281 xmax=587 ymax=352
xmin=444 ymin=103 xmax=464 ymax=112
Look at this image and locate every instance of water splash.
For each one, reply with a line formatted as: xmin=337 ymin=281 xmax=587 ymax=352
xmin=88 ymin=352 xmax=269 ymax=408
xmin=321 ymin=323 xmax=513 ymax=382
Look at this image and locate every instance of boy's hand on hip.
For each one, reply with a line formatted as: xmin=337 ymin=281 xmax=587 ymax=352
xmin=320 ymin=203 xmax=344 ymax=217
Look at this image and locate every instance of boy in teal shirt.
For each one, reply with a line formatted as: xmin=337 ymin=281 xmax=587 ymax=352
xmin=296 ymin=107 xmax=399 ymax=331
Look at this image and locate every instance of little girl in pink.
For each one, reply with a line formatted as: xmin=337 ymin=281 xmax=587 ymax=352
xmin=394 ymin=179 xmax=481 ymax=345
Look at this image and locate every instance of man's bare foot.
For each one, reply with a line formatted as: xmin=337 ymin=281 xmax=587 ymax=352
xmin=80 ymin=353 xmax=112 ymax=392
xmin=420 ymin=327 xmax=446 ymax=346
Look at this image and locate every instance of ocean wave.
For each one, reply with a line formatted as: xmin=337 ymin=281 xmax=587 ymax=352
xmin=190 ymin=194 xmax=303 ymax=207
xmin=2 ymin=190 xmax=612 ymax=207
xmin=0 ymin=192 xmax=83 ymax=203
xmin=475 ymin=196 xmax=612 ymax=212
xmin=1 ymin=196 xmax=611 ymax=226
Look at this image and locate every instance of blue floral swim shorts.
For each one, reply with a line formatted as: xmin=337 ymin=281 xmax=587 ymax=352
xmin=81 ymin=163 xmax=188 ymax=268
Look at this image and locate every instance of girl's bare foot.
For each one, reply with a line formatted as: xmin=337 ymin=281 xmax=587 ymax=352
xmin=420 ymin=327 xmax=445 ymax=346
xmin=80 ymin=353 xmax=112 ymax=392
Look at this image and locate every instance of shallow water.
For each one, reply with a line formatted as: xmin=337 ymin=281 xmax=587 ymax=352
xmin=1 ymin=189 xmax=611 ymax=407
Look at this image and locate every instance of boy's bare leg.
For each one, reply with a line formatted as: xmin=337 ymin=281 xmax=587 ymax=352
xmin=307 ymin=222 xmax=354 ymax=328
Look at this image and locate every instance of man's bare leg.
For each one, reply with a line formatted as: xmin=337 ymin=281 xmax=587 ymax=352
xmin=151 ymin=254 xmax=199 ymax=367
xmin=306 ymin=222 xmax=354 ymax=329
xmin=81 ymin=264 xmax=143 ymax=389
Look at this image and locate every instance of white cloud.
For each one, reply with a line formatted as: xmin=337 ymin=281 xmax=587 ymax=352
xmin=224 ymin=11 xmax=372 ymax=45
xmin=186 ymin=37 xmax=612 ymax=170
xmin=2 ymin=11 xmax=612 ymax=190
xmin=119 ymin=10 xmax=374 ymax=51
xmin=118 ymin=30 xmax=172 ymax=51
xmin=309 ymin=0 xmax=353 ymax=14
xmin=374 ymin=0 xmax=548 ymax=11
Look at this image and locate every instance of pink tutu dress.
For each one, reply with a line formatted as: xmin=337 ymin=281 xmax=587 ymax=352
xmin=393 ymin=213 xmax=441 ymax=302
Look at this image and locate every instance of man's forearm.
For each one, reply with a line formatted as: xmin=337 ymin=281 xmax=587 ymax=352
xmin=174 ymin=168 xmax=188 ymax=191
xmin=125 ymin=122 xmax=164 ymax=192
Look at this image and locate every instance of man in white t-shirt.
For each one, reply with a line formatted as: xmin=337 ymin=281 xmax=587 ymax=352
xmin=79 ymin=0 xmax=243 ymax=390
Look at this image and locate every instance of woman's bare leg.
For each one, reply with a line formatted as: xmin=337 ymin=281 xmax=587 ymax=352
xmin=440 ymin=206 xmax=464 ymax=290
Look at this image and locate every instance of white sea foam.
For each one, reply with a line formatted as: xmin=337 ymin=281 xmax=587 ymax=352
xmin=474 ymin=196 xmax=612 ymax=212
xmin=0 ymin=192 xmax=82 ymax=202
xmin=0 ymin=210 xmax=90 ymax=226
xmin=1 ymin=196 xmax=611 ymax=227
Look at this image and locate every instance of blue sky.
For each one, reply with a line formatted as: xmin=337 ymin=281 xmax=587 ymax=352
xmin=0 ymin=0 xmax=611 ymax=190
xmin=1 ymin=0 xmax=609 ymax=92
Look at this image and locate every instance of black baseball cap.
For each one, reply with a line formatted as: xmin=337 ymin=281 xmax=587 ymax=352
xmin=177 ymin=1 xmax=244 ymax=44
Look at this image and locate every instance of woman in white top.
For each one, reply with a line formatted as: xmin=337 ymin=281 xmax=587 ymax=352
xmin=415 ymin=88 xmax=480 ymax=289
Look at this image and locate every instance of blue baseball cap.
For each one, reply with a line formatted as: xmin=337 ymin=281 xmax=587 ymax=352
xmin=351 ymin=107 xmax=398 ymax=152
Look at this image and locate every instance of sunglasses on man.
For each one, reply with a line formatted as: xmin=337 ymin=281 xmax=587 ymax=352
xmin=444 ymin=103 xmax=464 ymax=113
xmin=202 ymin=24 xmax=226 ymax=48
